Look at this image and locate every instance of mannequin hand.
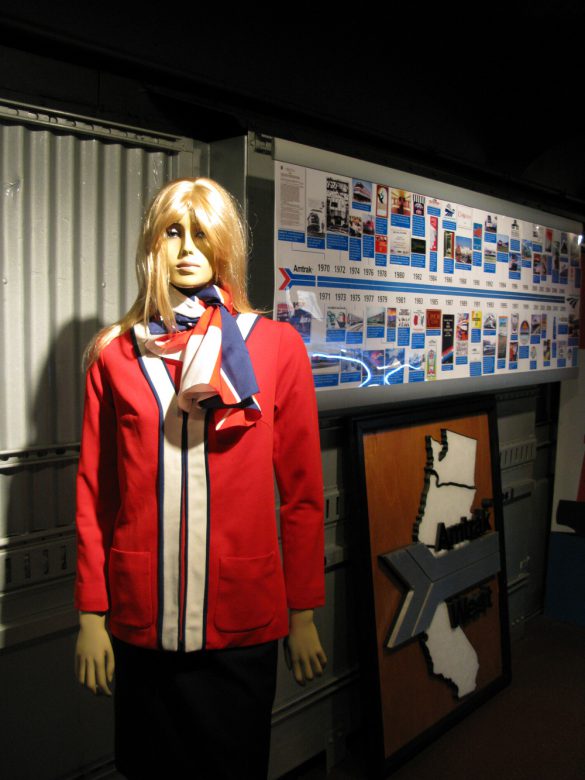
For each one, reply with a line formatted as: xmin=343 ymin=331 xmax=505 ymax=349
xmin=75 ymin=612 xmax=115 ymax=696
xmin=284 ymin=609 xmax=327 ymax=686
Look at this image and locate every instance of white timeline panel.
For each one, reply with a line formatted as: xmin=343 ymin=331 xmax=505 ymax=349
xmin=273 ymin=158 xmax=580 ymax=396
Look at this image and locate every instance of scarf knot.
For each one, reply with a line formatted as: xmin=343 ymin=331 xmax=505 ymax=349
xmin=144 ymin=284 xmax=261 ymax=431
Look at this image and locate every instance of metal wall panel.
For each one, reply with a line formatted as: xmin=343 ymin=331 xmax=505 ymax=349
xmin=0 ymin=121 xmax=195 ymax=545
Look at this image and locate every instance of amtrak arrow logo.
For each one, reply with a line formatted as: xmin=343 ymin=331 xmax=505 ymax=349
xmin=379 ymin=532 xmax=500 ymax=649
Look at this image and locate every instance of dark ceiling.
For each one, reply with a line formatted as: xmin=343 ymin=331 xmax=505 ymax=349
xmin=0 ymin=5 xmax=584 ymax=222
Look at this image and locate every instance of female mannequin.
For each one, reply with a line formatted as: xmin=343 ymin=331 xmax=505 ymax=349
xmin=74 ymin=177 xmax=326 ymax=778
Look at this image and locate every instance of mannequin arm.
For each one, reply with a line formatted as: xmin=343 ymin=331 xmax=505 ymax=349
xmin=75 ymin=611 xmax=115 ymax=696
xmin=284 ymin=609 xmax=327 ymax=686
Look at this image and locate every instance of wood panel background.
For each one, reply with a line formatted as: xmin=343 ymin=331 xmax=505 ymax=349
xmin=362 ymin=412 xmax=504 ymax=760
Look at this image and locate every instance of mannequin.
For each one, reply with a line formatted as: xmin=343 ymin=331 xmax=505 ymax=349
xmin=74 ymin=177 xmax=326 ymax=778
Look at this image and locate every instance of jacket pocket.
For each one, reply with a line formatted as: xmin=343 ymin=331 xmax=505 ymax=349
xmin=214 ymin=551 xmax=277 ymax=633
xmin=108 ymin=548 xmax=153 ymax=629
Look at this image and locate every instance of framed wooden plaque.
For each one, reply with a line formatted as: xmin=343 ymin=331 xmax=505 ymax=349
xmin=351 ymin=395 xmax=510 ymax=776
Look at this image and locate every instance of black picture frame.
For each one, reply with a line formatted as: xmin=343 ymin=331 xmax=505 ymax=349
xmin=349 ymin=394 xmax=511 ymax=778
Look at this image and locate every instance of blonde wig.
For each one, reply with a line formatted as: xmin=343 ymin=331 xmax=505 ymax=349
xmin=85 ymin=177 xmax=254 ymax=367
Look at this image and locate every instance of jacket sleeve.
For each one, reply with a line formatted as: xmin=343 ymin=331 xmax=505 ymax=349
xmin=273 ymin=323 xmax=325 ymax=610
xmin=74 ymin=354 xmax=120 ymax=612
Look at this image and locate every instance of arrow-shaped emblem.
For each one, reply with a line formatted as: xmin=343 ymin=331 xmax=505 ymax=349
xmin=379 ymin=532 xmax=500 ymax=649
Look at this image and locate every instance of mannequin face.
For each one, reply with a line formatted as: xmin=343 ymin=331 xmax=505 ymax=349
xmin=162 ymin=212 xmax=215 ymax=289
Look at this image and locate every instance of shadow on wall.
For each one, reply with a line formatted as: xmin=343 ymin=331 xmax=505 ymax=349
xmin=2 ymin=317 xmax=103 ymax=639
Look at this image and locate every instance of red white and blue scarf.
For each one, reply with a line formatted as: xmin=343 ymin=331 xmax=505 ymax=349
xmin=144 ymin=284 xmax=261 ymax=430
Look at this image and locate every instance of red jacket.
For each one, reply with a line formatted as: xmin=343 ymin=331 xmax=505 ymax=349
xmin=74 ymin=316 xmax=325 ymax=652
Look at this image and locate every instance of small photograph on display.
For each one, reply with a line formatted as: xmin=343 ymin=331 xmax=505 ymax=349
xmin=456 ymin=339 xmax=469 ymax=359
xmin=426 ymin=309 xmax=442 ymax=330
xmin=307 ymin=206 xmax=325 ymax=238
xmin=367 ymin=307 xmax=386 ymax=330
xmin=511 ymin=313 xmax=519 ymax=335
xmin=340 ymin=349 xmax=363 ymax=383
xmin=363 ymin=349 xmax=386 ymax=385
xmin=425 ymin=340 xmax=438 ymax=379
xmin=311 ymin=352 xmax=340 ymax=378
xmin=484 ymin=214 xmax=497 ymax=234
xmin=483 ymin=313 xmax=497 ymax=333
xmin=347 ymin=310 xmax=364 ymax=336
xmin=429 ymin=216 xmax=438 ymax=251
xmin=455 ymin=235 xmax=472 ymax=266
xmin=456 ymin=313 xmax=469 ymax=341
xmin=376 ymin=185 xmax=389 ymax=218
xmin=509 ymin=341 xmax=518 ymax=362
xmin=376 ymin=235 xmax=388 ymax=255
xmin=386 ymin=308 xmax=397 ymax=330
xmin=509 ymin=254 xmax=520 ymax=273
xmin=412 ymin=309 xmax=425 ymax=330
xmin=411 ymin=237 xmax=426 ymax=255
xmin=444 ymin=231 xmax=455 ymax=258
xmin=326 ymin=307 xmax=346 ymax=332
xmin=542 ymin=340 xmax=551 ymax=362
xmin=483 ymin=339 xmax=496 ymax=357
xmin=497 ymin=234 xmax=509 ymax=254
xmin=286 ymin=301 xmax=313 ymax=341
xmin=498 ymin=317 xmax=508 ymax=360
xmin=520 ymin=320 xmax=530 ymax=345
xmin=352 ymin=179 xmax=372 ymax=207
xmin=531 ymin=315 xmax=541 ymax=337
xmin=484 ymin=247 xmax=496 ymax=265
xmin=534 ymin=253 xmax=546 ymax=276
xmin=391 ymin=189 xmax=411 ymax=216
xmin=363 ymin=217 xmax=375 ymax=235
xmin=350 ymin=215 xmax=363 ymax=238
xmin=413 ymin=194 xmax=425 ymax=216
xmin=326 ymin=178 xmax=349 ymax=234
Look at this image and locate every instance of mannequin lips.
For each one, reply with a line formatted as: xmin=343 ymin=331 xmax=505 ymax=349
xmin=177 ymin=261 xmax=202 ymax=269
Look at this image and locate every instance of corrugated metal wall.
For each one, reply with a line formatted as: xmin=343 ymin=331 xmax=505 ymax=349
xmin=0 ymin=120 xmax=191 ymax=541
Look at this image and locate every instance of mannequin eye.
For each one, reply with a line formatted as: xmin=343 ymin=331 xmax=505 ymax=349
xmin=166 ymin=224 xmax=182 ymax=239
xmin=194 ymin=229 xmax=206 ymax=240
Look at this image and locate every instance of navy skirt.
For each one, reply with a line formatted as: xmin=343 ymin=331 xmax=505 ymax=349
xmin=112 ymin=636 xmax=278 ymax=779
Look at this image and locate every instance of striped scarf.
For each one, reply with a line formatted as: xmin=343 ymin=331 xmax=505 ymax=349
xmin=144 ymin=284 xmax=261 ymax=430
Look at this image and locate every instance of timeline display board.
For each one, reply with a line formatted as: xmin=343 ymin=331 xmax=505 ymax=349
xmin=273 ymin=161 xmax=581 ymax=391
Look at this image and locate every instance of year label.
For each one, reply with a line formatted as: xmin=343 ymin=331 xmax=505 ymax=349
xmin=319 ymin=292 xmax=330 ymax=300
xmin=318 ymin=263 xmax=330 ymax=272
xmin=334 ymin=265 xmax=346 ymax=274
